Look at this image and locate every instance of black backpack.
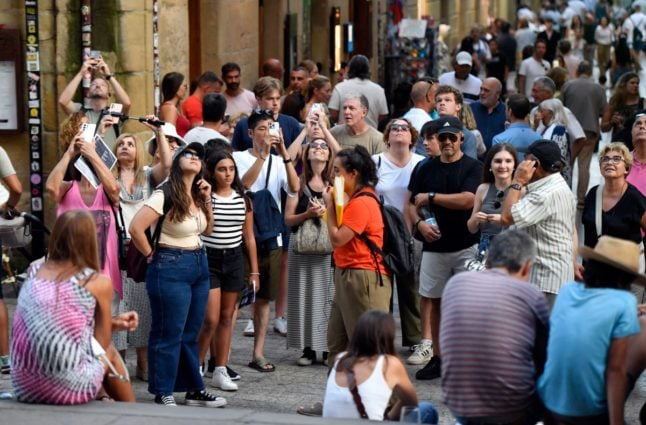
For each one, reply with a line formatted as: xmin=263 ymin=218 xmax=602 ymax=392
xmin=355 ymin=191 xmax=415 ymax=284
xmin=248 ymin=155 xmax=284 ymax=252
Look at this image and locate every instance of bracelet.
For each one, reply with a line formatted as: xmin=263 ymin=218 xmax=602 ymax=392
xmin=105 ymin=74 xmax=113 ymax=81
xmin=249 ymin=272 xmax=260 ymax=275
xmin=258 ymin=155 xmax=267 ymax=161
xmin=283 ymin=157 xmax=292 ymax=164
xmin=414 ymin=218 xmax=423 ymax=231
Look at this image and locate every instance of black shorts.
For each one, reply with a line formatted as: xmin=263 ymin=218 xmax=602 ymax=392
xmin=206 ymin=245 xmax=245 ymax=292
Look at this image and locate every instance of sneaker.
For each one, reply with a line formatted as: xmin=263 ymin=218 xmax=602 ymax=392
xmin=154 ymin=394 xmax=177 ymax=406
xmin=212 ymin=367 xmax=238 ymax=391
xmin=184 ymin=390 xmax=227 ymax=408
xmin=273 ymin=316 xmax=287 ymax=336
xmin=0 ymin=355 xmax=9 ymax=375
xmin=204 ymin=357 xmax=216 ymax=378
xmin=226 ymin=365 xmax=240 ymax=381
xmin=243 ymin=319 xmax=255 ymax=337
xmin=407 ymin=341 xmax=433 ymax=365
xmin=297 ymin=348 xmax=316 ymax=366
xmin=415 ymin=356 xmax=441 ymax=380
xmin=199 ymin=362 xmax=205 ymax=377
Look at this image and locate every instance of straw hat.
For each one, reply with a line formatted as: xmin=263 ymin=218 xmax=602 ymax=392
xmin=578 ymin=236 xmax=646 ymax=284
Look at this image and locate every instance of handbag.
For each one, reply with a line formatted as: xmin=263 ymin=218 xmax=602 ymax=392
xmin=292 ymin=185 xmax=333 ymax=255
xmin=0 ymin=214 xmax=32 ymax=248
xmin=125 ymin=239 xmax=148 ymax=282
xmin=464 ymin=234 xmax=491 ymax=272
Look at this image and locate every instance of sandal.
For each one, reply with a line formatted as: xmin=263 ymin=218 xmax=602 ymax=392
xmin=297 ymin=401 xmax=323 ymax=416
xmin=248 ymin=357 xmax=275 ymax=372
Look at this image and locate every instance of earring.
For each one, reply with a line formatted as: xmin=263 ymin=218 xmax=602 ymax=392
xmin=489 ymin=168 xmax=492 ymax=172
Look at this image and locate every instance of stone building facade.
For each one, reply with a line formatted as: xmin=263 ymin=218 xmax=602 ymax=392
xmin=0 ymin=0 xmax=518 ymax=236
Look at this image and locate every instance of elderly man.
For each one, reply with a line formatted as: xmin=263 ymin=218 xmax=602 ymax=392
xmin=441 ymin=229 xmax=549 ymax=425
xmin=328 ymin=55 xmax=388 ymax=128
xmin=403 ymin=80 xmax=434 ymax=133
xmin=438 ymin=51 xmax=483 ymax=104
xmin=407 ymin=116 xmax=482 ymax=379
xmin=560 ymin=61 xmax=607 ymax=209
xmin=518 ymin=39 xmax=551 ymax=100
xmin=501 ymin=140 xmax=577 ymax=305
xmin=470 ymin=77 xmax=506 ymax=151
xmin=58 ymin=57 xmax=131 ymax=149
xmin=329 ymin=94 xmax=384 ymax=154
xmin=222 ymin=62 xmax=258 ymax=116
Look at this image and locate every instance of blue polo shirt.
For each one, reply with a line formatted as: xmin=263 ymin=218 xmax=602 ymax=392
xmin=471 ymin=101 xmax=507 ymax=150
xmin=231 ymin=113 xmax=302 ymax=151
xmin=491 ymin=122 xmax=542 ymax=160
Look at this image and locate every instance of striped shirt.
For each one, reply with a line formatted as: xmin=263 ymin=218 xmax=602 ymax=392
xmin=511 ymin=173 xmax=575 ymax=294
xmin=201 ymin=191 xmax=246 ymax=249
xmin=440 ymin=269 xmax=549 ymax=419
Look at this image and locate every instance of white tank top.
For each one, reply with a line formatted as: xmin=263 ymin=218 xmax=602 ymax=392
xmin=322 ymin=354 xmax=393 ymax=420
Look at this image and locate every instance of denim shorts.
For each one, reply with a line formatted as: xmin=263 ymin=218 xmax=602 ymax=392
xmin=206 ymin=245 xmax=244 ymax=292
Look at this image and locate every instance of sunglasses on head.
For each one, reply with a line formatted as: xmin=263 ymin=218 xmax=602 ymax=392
xmin=493 ymin=190 xmax=505 ymax=209
xmin=438 ymin=133 xmax=458 ymax=143
xmin=252 ymin=108 xmax=273 ymax=117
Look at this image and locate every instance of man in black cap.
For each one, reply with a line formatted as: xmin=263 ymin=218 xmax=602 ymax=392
xmin=406 ymin=115 xmax=482 ymax=379
xmin=501 ymin=140 xmax=577 ymax=306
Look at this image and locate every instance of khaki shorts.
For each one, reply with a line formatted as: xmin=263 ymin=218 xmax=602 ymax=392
xmin=419 ymin=245 xmax=477 ymax=299
xmin=255 ymin=248 xmax=282 ymax=301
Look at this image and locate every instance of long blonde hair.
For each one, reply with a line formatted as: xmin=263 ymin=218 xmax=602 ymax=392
xmin=113 ymin=133 xmax=146 ymax=188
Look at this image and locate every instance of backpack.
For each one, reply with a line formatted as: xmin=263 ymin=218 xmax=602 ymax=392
xmin=631 ymin=17 xmax=644 ymax=47
xmin=355 ymin=191 xmax=415 ymax=284
xmin=248 ymin=155 xmax=284 ymax=252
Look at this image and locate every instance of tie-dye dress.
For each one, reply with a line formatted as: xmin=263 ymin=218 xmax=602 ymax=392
xmin=11 ymin=264 xmax=104 ymax=404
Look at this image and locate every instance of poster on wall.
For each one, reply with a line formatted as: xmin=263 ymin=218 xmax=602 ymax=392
xmin=0 ymin=61 xmax=18 ymax=131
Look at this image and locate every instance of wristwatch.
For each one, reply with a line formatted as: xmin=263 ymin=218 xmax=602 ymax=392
xmin=509 ymin=183 xmax=523 ymax=191
xmin=428 ymin=192 xmax=436 ymax=203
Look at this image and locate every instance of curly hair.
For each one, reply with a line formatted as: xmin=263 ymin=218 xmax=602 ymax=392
xmin=59 ymin=111 xmax=87 ymax=152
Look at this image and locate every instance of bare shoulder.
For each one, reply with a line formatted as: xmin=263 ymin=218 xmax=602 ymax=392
xmin=83 ymin=272 xmax=113 ymax=300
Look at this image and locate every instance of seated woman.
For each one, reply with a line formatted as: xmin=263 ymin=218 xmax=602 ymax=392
xmin=323 ymin=310 xmax=438 ymax=423
xmin=11 ymin=210 xmax=136 ymax=404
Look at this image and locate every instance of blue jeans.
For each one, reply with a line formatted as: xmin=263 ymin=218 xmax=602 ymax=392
xmin=146 ymin=247 xmax=209 ymax=395
xmin=401 ymin=401 xmax=439 ymax=424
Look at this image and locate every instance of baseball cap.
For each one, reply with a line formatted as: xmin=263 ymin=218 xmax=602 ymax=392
xmin=173 ymin=141 xmax=205 ymax=161
xmin=527 ymin=140 xmax=563 ymax=172
xmin=435 ymin=116 xmax=463 ymax=135
xmin=456 ymin=51 xmax=473 ymax=67
xmin=146 ymin=122 xmax=186 ymax=156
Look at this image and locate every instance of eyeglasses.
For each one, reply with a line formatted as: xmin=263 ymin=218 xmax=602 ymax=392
xmin=390 ymin=124 xmax=410 ymax=132
xmin=309 ymin=142 xmax=329 ymax=150
xmin=438 ymin=133 xmax=458 ymax=143
xmin=181 ymin=150 xmax=202 ymax=160
xmin=492 ymin=190 xmax=505 ymax=209
xmin=253 ymin=108 xmax=273 ymax=117
xmin=600 ymin=155 xmax=625 ymax=164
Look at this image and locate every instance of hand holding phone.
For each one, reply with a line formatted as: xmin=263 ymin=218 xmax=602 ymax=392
xmin=268 ymin=122 xmax=281 ymax=138
xmin=79 ymin=123 xmax=96 ymax=143
xmin=108 ymin=103 xmax=123 ymax=125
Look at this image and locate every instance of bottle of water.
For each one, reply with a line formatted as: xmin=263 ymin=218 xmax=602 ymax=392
xmin=419 ymin=207 xmax=441 ymax=239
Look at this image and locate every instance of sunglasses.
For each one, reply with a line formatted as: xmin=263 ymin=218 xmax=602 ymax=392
xmin=309 ymin=142 xmax=329 ymax=150
xmin=181 ymin=150 xmax=202 ymax=160
xmin=252 ymin=108 xmax=273 ymax=117
xmin=391 ymin=124 xmax=410 ymax=132
xmin=600 ymin=155 xmax=625 ymax=164
xmin=438 ymin=133 xmax=458 ymax=143
xmin=492 ymin=190 xmax=505 ymax=209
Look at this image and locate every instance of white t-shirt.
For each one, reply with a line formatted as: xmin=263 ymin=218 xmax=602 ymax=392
xmin=438 ymin=72 xmax=482 ymax=104
xmin=224 ymin=89 xmax=257 ymax=117
xmin=518 ymin=57 xmax=551 ymax=99
xmin=531 ymin=105 xmax=586 ymax=142
xmin=372 ymin=153 xmax=424 ymax=213
xmin=183 ymin=127 xmax=229 ymax=145
xmin=403 ymin=107 xmax=431 ymax=133
xmin=232 ymin=150 xmax=295 ymax=213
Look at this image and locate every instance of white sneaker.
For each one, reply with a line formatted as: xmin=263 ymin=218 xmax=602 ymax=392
xmin=407 ymin=341 xmax=433 ymax=365
xmin=243 ymin=319 xmax=255 ymax=337
xmin=211 ymin=367 xmax=238 ymax=391
xmin=273 ymin=317 xmax=287 ymax=336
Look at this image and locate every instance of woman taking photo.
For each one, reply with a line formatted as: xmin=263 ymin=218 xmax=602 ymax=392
xmin=467 ymin=143 xmax=519 ymax=259
xmin=373 ymin=118 xmax=424 ymax=356
xmin=159 ymin=72 xmax=190 ymax=137
xmin=538 ymin=98 xmax=573 ymax=186
xmin=129 ymin=142 xmax=224 ymax=408
xmin=304 ymin=76 xmax=333 ymax=117
xmin=582 ymin=142 xmax=646 ymax=250
xmin=111 ymin=123 xmax=172 ymax=381
xmin=602 ymin=72 xmax=643 ymax=149
xmin=323 ymin=145 xmax=391 ymax=366
xmin=285 ymin=138 xmax=334 ymax=366
xmin=198 ymin=150 xmax=258 ymax=391
xmin=323 ymin=310 xmax=438 ymax=423
xmin=11 ymin=210 xmax=136 ymax=404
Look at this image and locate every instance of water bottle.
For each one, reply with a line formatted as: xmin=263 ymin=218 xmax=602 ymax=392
xmin=419 ymin=207 xmax=441 ymax=239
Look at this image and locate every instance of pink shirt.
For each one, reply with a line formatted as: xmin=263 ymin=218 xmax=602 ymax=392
xmin=627 ymin=153 xmax=646 ymax=196
xmin=56 ymin=181 xmax=122 ymax=297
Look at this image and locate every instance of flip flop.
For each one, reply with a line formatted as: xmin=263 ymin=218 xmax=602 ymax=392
xmin=248 ymin=357 xmax=275 ymax=372
xmin=297 ymin=401 xmax=323 ymax=416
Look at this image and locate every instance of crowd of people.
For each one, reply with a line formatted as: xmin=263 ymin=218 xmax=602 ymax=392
xmin=3 ymin=1 xmax=646 ymax=423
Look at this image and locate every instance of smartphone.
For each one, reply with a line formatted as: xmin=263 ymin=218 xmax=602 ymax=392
xmin=108 ymin=103 xmax=123 ymax=125
xmin=311 ymin=103 xmax=323 ymax=115
xmin=268 ymin=121 xmax=280 ymax=138
xmin=79 ymin=123 xmax=96 ymax=143
xmin=90 ymin=50 xmax=102 ymax=60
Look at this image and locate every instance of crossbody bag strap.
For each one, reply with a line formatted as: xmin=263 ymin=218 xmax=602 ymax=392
xmin=345 ymin=368 xmax=369 ymax=419
xmin=595 ymin=183 xmax=604 ymax=237
xmin=264 ymin=154 xmax=273 ymax=189
xmin=355 ymin=191 xmax=386 ymax=286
